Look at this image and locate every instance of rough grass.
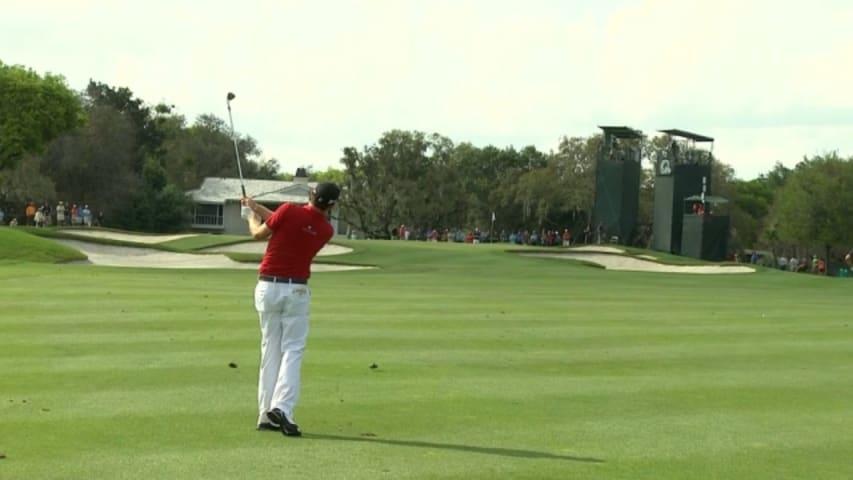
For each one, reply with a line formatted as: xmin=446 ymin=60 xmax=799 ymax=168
xmin=0 ymin=228 xmax=87 ymax=263
xmin=1 ymin=239 xmax=852 ymax=479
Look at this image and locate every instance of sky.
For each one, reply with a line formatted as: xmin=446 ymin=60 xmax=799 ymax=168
xmin=2 ymin=0 xmax=852 ymax=180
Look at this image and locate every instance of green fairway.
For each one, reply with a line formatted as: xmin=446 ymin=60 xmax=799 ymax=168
xmin=1 ymin=236 xmax=852 ymax=479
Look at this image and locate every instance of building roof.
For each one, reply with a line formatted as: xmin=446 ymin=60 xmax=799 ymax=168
xmin=188 ymin=177 xmax=315 ymax=204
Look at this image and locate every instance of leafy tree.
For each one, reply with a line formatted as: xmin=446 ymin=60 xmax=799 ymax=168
xmin=774 ymin=152 xmax=853 ymax=265
xmin=725 ymin=163 xmax=793 ymax=251
xmin=119 ymin=158 xmax=191 ymax=232
xmin=710 ymin=159 xmax=736 ymax=199
xmin=340 ymin=130 xmax=458 ymax=238
xmin=40 ymin=105 xmax=140 ymax=221
xmin=0 ymin=154 xmax=56 ymax=211
xmin=309 ymin=167 xmax=345 ymax=183
xmin=452 ymin=143 xmax=543 ymax=231
xmin=278 ymin=166 xmax=345 ymax=183
xmin=728 ymin=179 xmax=771 ymax=250
xmin=0 ymin=61 xmax=83 ymax=169
xmin=85 ymin=81 xmax=167 ymax=171
xmin=161 ymin=113 xmax=267 ymax=190
xmin=251 ymin=158 xmax=280 ymax=179
xmin=340 ymin=145 xmax=396 ymax=238
xmin=636 ymin=167 xmax=655 ymax=243
xmin=551 ymin=135 xmax=598 ymax=225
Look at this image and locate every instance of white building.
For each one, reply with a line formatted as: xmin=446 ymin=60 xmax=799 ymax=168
xmin=187 ymin=173 xmax=341 ymax=236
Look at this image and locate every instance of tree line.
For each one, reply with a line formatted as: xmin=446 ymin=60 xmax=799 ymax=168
xmin=337 ymin=130 xmax=852 ymax=262
xmin=0 ymin=60 xmax=278 ymax=232
xmin=2 ymin=60 xmax=851 ymax=259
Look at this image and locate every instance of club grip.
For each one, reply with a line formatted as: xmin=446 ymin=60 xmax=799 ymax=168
xmin=241 ymin=185 xmax=247 ymax=197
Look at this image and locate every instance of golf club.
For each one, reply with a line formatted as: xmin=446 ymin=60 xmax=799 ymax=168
xmin=225 ymin=92 xmax=246 ymax=197
xmin=226 ymin=92 xmax=253 ymax=221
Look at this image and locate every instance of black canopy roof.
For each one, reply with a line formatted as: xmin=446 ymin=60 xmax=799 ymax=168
xmin=599 ymin=126 xmax=644 ymax=139
xmin=659 ymin=129 xmax=714 ymax=143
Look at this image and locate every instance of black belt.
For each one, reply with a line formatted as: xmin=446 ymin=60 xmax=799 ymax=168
xmin=258 ymin=275 xmax=308 ymax=284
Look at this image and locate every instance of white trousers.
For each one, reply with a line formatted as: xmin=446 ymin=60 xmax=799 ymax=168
xmin=254 ymin=280 xmax=311 ymax=425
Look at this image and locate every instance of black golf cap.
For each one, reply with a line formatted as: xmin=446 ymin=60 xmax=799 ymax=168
xmin=313 ymin=182 xmax=341 ymax=208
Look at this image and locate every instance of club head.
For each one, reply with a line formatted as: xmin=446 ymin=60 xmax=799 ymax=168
xmin=226 ymin=92 xmax=236 ymax=101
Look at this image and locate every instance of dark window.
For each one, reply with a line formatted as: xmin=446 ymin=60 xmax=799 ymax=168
xmin=193 ymin=204 xmax=223 ymax=226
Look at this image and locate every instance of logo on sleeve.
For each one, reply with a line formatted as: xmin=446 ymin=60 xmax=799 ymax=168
xmin=302 ymin=225 xmax=318 ymax=236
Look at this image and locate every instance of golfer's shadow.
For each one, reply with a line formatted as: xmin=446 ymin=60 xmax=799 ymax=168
xmin=306 ymin=433 xmax=605 ymax=463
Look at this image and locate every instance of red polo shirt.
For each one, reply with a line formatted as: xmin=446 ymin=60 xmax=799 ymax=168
xmin=259 ymin=203 xmax=334 ymax=279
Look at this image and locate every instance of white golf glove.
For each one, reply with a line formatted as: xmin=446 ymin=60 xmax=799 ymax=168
xmin=241 ymin=205 xmax=253 ymax=220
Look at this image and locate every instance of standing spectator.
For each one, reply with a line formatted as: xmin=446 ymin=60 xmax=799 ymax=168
xmin=82 ymin=205 xmax=93 ymax=227
xmin=71 ymin=204 xmax=80 ymax=225
xmin=96 ymin=211 xmax=104 ymax=227
xmin=0 ymin=206 xmax=5 ymax=225
xmin=562 ymin=229 xmax=572 ymax=247
xmin=42 ymin=203 xmax=52 ymax=226
xmin=789 ymin=256 xmax=799 ymax=272
xmin=34 ymin=207 xmax=45 ymax=227
xmin=56 ymin=201 xmax=66 ymax=226
xmin=25 ymin=202 xmax=36 ymax=226
xmin=777 ymin=255 xmax=788 ymax=271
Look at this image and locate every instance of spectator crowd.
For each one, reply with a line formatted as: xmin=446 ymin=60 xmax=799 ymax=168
xmin=2 ymin=201 xmax=103 ymax=228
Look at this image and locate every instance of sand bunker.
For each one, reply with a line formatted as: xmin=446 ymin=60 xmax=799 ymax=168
xmin=568 ymin=245 xmax=626 ymax=254
xmin=59 ymin=230 xmax=197 ymax=244
xmin=203 ymin=241 xmax=352 ymax=256
xmin=55 ymin=239 xmax=368 ymax=272
xmin=522 ymin=252 xmax=754 ymax=274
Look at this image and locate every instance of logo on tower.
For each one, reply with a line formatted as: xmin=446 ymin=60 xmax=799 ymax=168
xmin=658 ymin=158 xmax=672 ymax=176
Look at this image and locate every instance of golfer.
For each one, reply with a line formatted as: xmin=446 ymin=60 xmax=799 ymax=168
xmin=242 ymin=182 xmax=341 ymax=437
